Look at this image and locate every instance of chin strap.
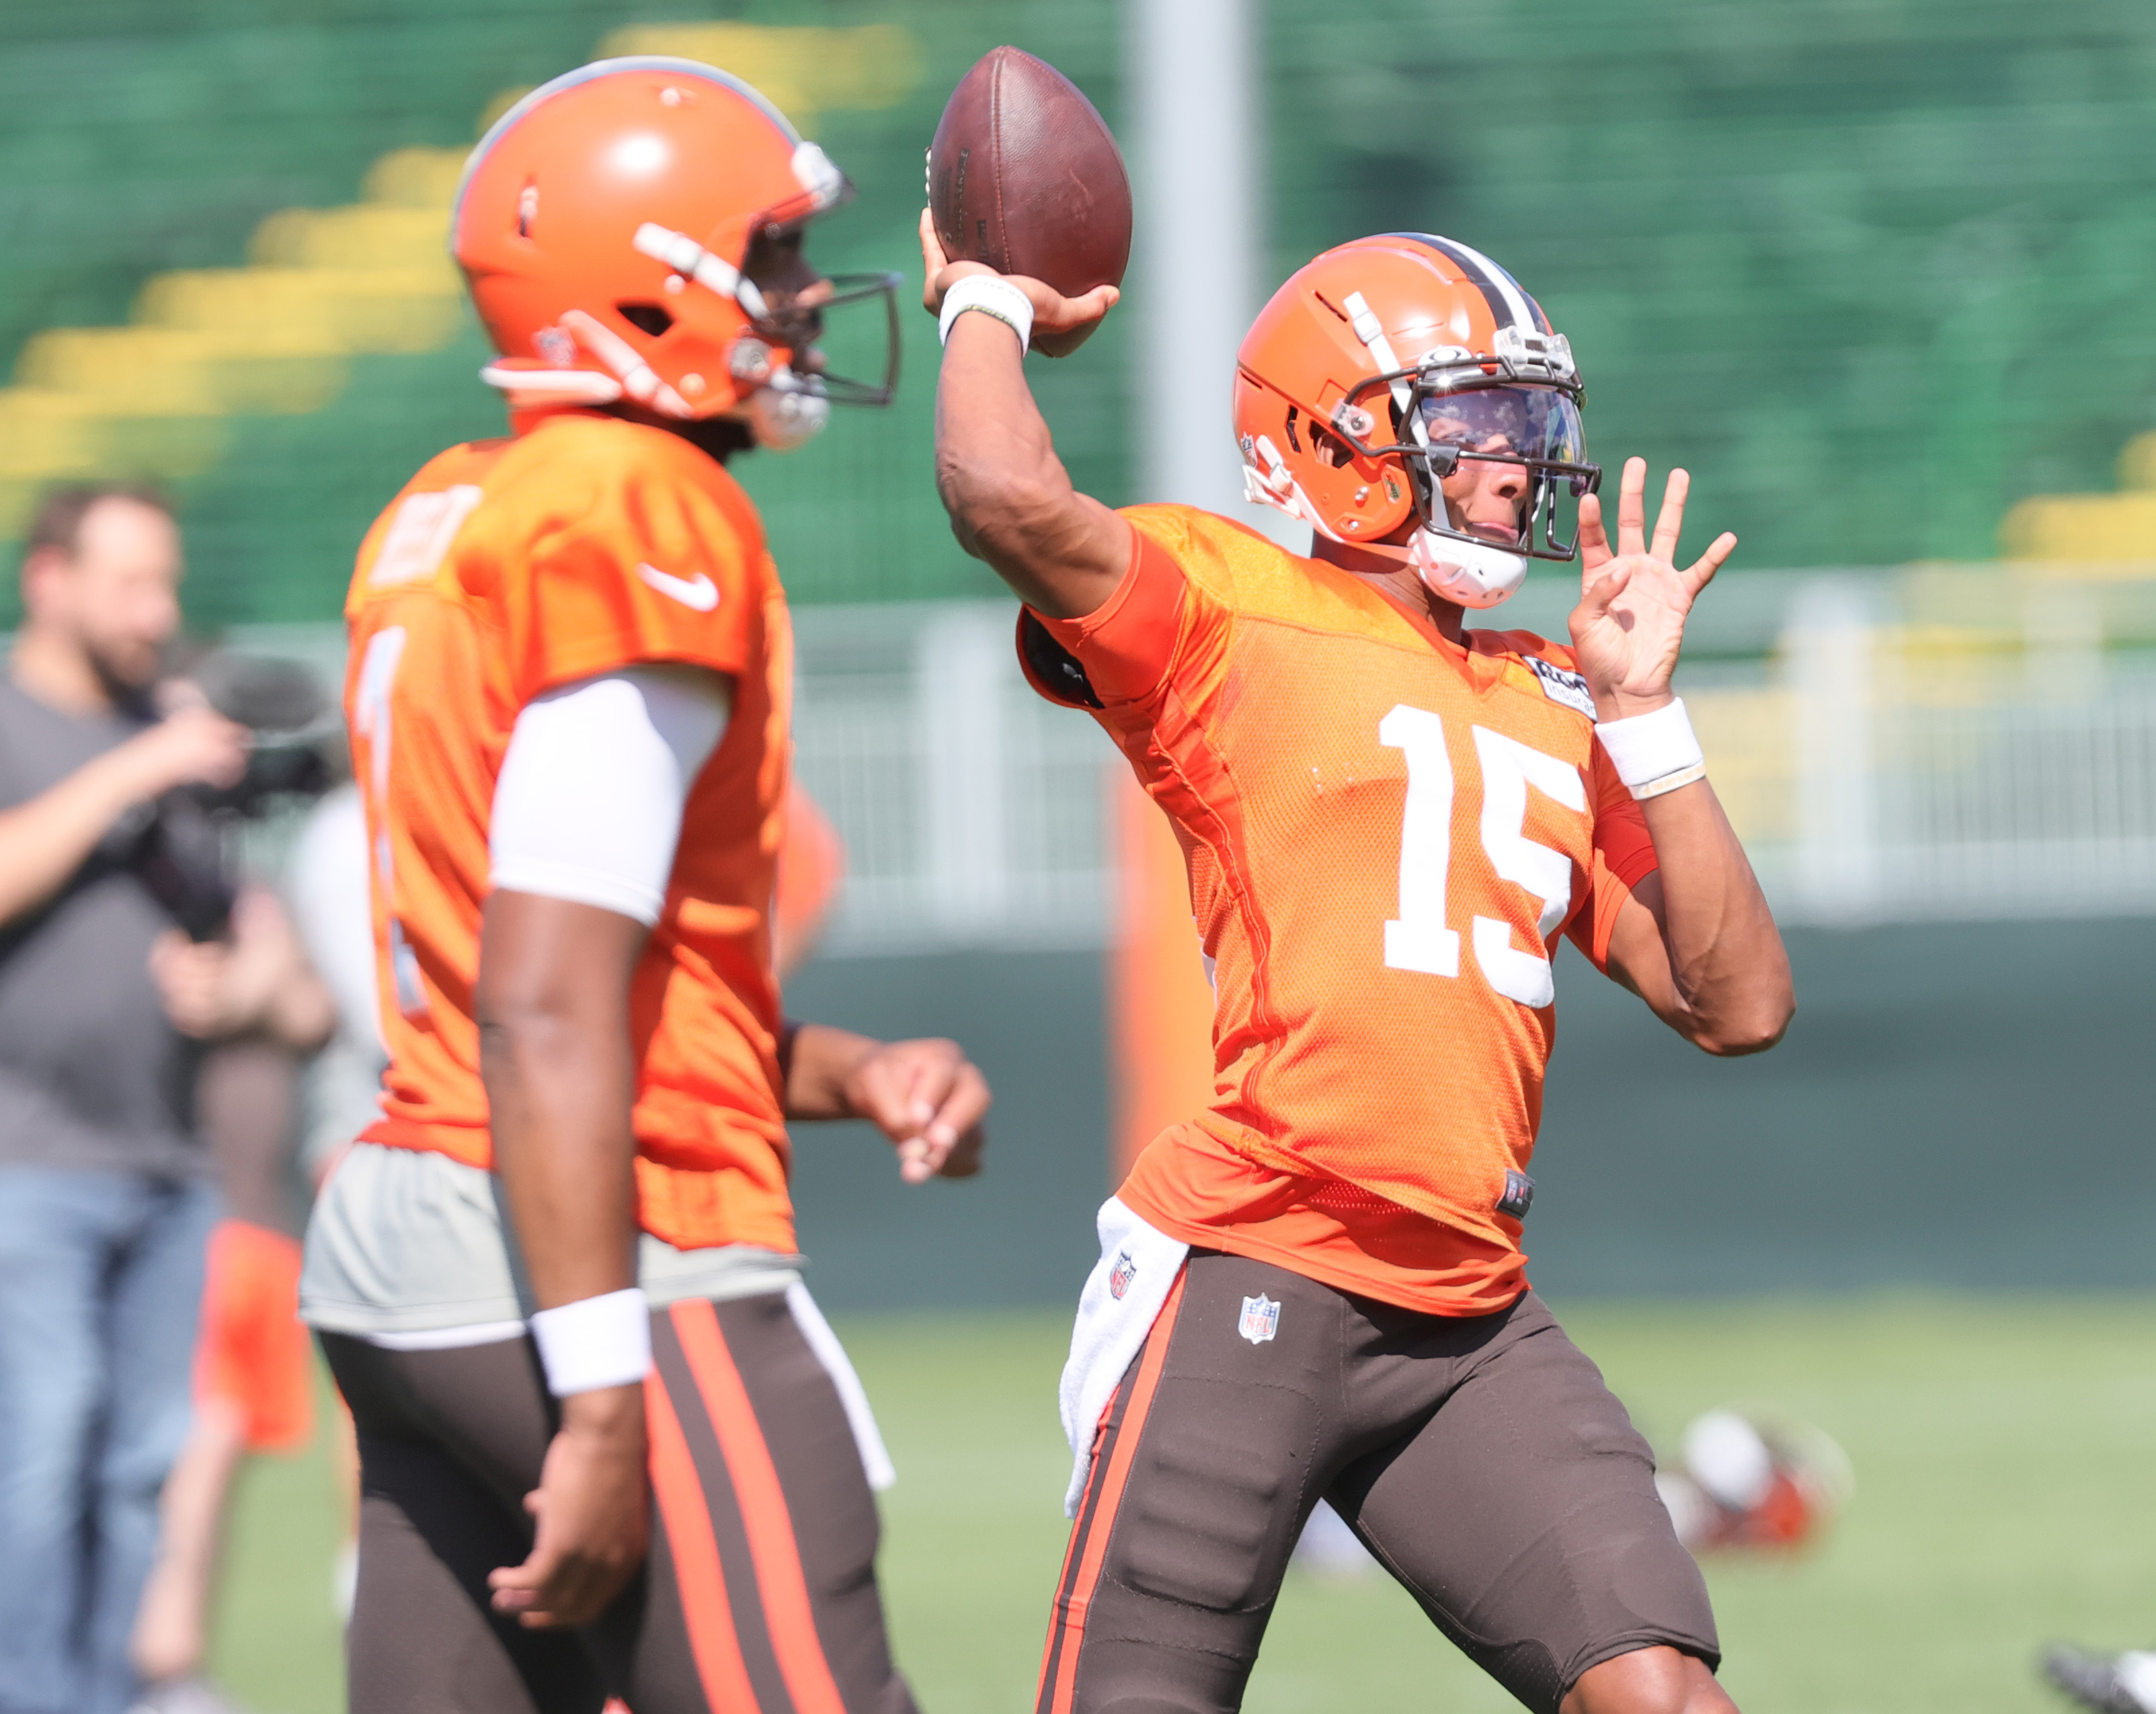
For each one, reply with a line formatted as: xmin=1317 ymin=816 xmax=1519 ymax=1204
xmin=557 ymin=309 xmax=696 ymax=418
xmin=478 ymin=309 xmax=698 ymax=419
xmin=1408 ymin=528 xmax=1528 ymax=609
xmin=729 ymin=364 xmax=828 ymax=450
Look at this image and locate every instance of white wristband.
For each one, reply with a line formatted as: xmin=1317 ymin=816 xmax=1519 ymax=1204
xmin=529 ymin=1288 xmax=652 ymax=1397
xmin=1630 ymin=760 xmax=1707 ymax=801
xmin=1594 ymin=698 xmax=1706 ymax=794
xmin=938 ymin=274 xmax=1033 ymax=355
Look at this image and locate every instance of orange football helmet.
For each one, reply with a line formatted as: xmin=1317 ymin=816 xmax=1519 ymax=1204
xmin=1233 ymin=233 xmax=1599 ymax=606
xmin=453 ymin=57 xmax=899 ymax=448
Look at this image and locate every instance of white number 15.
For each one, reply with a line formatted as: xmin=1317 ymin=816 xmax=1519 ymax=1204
xmin=1378 ymin=704 xmax=1585 ymax=1008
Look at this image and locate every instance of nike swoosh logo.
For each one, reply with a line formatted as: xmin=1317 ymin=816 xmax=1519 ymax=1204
xmin=636 ymin=562 xmax=719 ymax=611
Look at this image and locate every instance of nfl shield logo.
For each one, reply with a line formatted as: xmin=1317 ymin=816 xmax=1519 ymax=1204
xmin=1108 ymin=1250 xmax=1137 ymax=1300
xmin=1238 ymin=1293 xmax=1280 ymax=1344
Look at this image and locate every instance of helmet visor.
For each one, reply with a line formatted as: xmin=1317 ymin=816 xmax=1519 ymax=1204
xmin=1416 ymin=385 xmax=1584 ymax=466
xmin=1408 ymin=383 xmax=1598 ymax=562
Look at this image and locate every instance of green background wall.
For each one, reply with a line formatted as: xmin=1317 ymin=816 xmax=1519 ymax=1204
xmin=1269 ymin=1 xmax=2156 ymax=567
xmin=11 ymin=1 xmax=2156 ymax=626
xmin=783 ymin=923 xmax=2156 ymax=1312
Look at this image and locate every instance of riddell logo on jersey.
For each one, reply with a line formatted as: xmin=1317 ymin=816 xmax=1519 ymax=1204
xmin=636 ymin=563 xmax=720 ymax=611
xmin=1523 ymin=655 xmax=1596 ymax=719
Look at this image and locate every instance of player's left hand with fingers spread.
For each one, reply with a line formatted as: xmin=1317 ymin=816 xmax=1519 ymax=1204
xmin=487 ymin=1383 xmax=649 ymax=1628
xmin=1567 ymin=456 xmax=1738 ymax=722
xmin=844 ymin=1032 xmax=990 ymax=1182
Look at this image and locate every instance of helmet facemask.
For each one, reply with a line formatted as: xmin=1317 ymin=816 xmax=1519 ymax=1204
xmin=727 ymin=217 xmax=904 ymax=431
xmin=1326 ymin=311 xmax=1601 ymax=608
xmin=1328 ymin=386 xmax=1604 ymax=608
xmin=633 ymin=209 xmax=904 ymax=451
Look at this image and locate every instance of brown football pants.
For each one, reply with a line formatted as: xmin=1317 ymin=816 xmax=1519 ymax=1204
xmin=322 ymin=1293 xmax=915 ymax=1714
xmin=1037 ymin=1252 xmax=1719 ymax=1714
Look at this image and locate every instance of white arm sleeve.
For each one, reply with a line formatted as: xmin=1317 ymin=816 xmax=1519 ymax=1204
xmin=488 ymin=665 xmax=731 ymax=926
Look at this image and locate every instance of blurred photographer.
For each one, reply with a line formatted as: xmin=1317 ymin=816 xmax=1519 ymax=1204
xmin=0 ymin=484 xmax=253 ymax=1714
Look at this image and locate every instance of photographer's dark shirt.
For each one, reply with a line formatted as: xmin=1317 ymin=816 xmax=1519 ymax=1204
xmin=0 ymin=678 xmax=201 ymax=1177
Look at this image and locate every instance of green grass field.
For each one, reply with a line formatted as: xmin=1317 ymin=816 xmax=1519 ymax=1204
xmin=208 ymin=1296 xmax=2156 ymax=1714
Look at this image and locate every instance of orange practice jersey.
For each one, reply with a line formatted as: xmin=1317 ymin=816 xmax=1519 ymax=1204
xmin=1023 ymin=505 xmax=1659 ymax=1315
xmin=344 ymin=409 xmax=795 ymax=1252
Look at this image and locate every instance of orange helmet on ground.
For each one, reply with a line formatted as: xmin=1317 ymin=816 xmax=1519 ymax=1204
xmin=453 ymin=57 xmax=900 ymax=448
xmin=1233 ymin=233 xmax=1599 ymax=607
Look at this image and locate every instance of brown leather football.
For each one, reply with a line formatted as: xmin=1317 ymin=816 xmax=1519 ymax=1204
xmin=928 ymin=46 xmax=1132 ymax=303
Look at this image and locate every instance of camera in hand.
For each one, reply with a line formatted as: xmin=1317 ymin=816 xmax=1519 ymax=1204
xmin=185 ymin=652 xmax=340 ymax=816
xmin=134 ymin=652 xmax=344 ymax=940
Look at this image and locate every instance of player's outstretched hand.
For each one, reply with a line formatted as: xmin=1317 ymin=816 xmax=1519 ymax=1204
xmin=1568 ymin=457 xmax=1737 ymax=721
xmin=844 ymin=1031 xmax=990 ymax=1182
xmin=488 ymin=1383 xmax=648 ymax=1629
xmin=920 ymin=208 xmax=1119 ymax=358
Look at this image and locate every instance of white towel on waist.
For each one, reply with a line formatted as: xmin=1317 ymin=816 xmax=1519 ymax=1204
xmin=1058 ymin=1196 xmax=1189 ymax=1516
xmin=786 ymin=1281 xmax=897 ymax=1491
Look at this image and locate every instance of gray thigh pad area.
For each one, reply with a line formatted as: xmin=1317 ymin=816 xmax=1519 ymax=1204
xmin=1108 ymin=1375 xmax=1321 ymax=1615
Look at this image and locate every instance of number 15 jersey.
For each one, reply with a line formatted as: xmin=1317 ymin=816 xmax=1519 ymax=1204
xmin=1021 ymin=505 xmax=1659 ymax=1317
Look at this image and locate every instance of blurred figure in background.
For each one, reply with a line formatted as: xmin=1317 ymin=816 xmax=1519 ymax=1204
xmin=774 ymin=778 xmax=846 ymax=980
xmin=1651 ymin=1407 xmax=1851 ymax=1556
xmin=2044 ymin=1647 xmax=2156 ymax=1714
xmin=129 ymin=887 xmax=335 ymax=1714
xmin=0 ymin=485 xmax=247 ymax=1714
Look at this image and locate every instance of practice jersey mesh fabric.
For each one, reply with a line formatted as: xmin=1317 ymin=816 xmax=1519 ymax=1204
xmin=344 ymin=409 xmax=795 ymax=1253
xmin=1023 ymin=505 xmax=1660 ymax=1315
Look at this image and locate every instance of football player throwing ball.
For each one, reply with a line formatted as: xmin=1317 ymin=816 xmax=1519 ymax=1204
xmin=926 ymin=219 xmax=1792 ymax=1714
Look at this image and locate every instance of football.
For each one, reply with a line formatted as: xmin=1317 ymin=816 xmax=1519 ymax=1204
xmin=927 ymin=46 xmax=1133 ymax=321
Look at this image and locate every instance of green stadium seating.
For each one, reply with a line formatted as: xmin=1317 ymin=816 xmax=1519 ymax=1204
xmin=1266 ymin=1 xmax=2156 ymax=574
xmin=8 ymin=1 xmax=2156 ymax=627
xmin=0 ymin=0 xmax=1127 ymax=624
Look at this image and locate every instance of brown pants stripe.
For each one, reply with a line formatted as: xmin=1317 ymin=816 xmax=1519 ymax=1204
xmin=645 ymin=1340 xmax=762 ymax=1712
xmin=323 ymin=1291 xmax=915 ymax=1714
xmin=666 ymin=1299 xmax=850 ymax=1714
xmin=1035 ymin=1266 xmax=1187 ymax=1714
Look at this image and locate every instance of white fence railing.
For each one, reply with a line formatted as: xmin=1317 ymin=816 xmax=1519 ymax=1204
xmin=223 ymin=570 xmax=2156 ymax=954
xmin=796 ymin=582 xmax=2156 ymax=948
xmin=791 ymin=603 xmax=1117 ymax=955
xmin=1743 ymin=579 xmax=2156 ymax=922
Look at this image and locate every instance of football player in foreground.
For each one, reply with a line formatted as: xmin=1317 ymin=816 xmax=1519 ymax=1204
xmin=925 ymin=224 xmax=1794 ymax=1714
xmin=297 ymin=60 xmax=989 ymax=1714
